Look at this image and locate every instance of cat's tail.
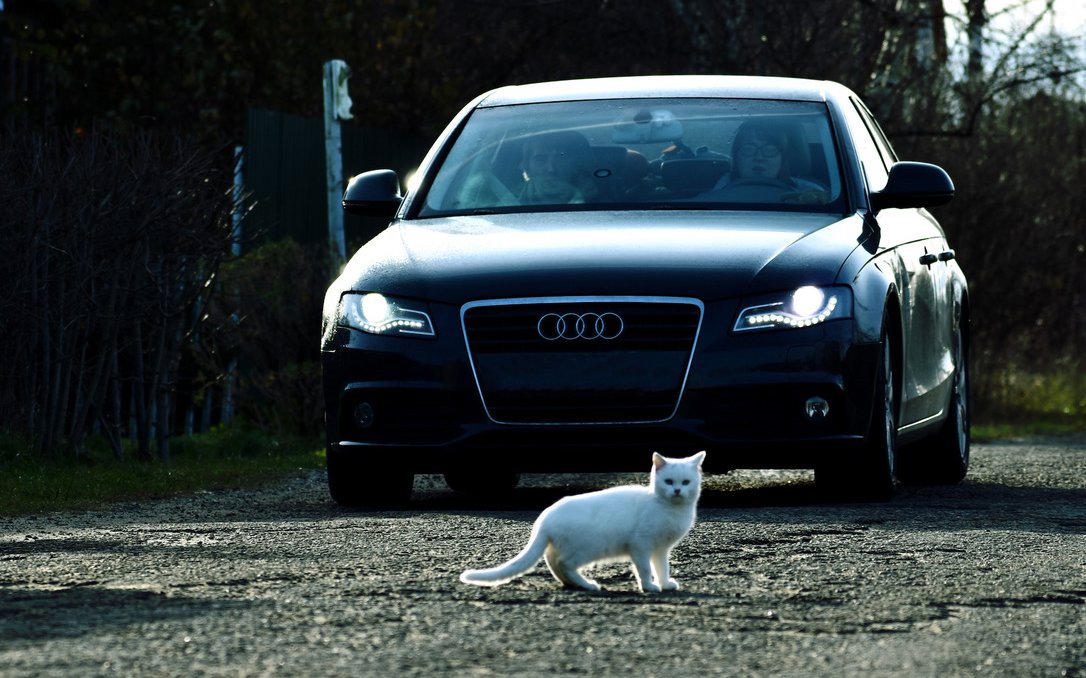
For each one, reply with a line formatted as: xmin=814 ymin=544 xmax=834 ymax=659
xmin=459 ymin=526 xmax=549 ymax=587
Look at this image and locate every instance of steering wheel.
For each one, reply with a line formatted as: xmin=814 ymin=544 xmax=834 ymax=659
xmin=711 ymin=177 xmax=794 ymax=202
xmin=729 ymin=177 xmax=794 ymax=189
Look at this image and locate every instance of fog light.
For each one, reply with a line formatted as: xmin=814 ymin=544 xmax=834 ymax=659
xmin=805 ymin=396 xmax=829 ymax=420
xmin=354 ymin=402 xmax=375 ymax=429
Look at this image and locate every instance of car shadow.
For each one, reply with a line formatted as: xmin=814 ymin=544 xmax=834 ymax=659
xmin=399 ymin=470 xmax=826 ymax=513
xmin=406 ymin=482 xmax=828 ymax=513
xmin=376 ymin=472 xmax=1086 ymax=536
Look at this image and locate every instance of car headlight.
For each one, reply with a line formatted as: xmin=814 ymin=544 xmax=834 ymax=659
xmin=733 ymin=286 xmax=851 ymax=332
xmin=338 ymin=292 xmax=435 ymax=337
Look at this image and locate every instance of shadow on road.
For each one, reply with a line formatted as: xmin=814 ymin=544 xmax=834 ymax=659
xmin=0 ymin=585 xmax=256 ymax=642
xmin=373 ymin=473 xmax=1086 ymax=536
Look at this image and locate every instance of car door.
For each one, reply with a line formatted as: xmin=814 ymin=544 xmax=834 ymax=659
xmin=845 ymin=98 xmax=950 ymax=427
xmin=875 ymin=209 xmax=953 ymax=424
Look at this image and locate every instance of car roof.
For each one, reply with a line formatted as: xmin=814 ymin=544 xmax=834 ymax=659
xmin=476 ymin=75 xmax=856 ymax=107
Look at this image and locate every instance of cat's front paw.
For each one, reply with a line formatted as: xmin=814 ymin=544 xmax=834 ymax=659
xmin=640 ymin=581 xmax=663 ymax=593
xmin=662 ymin=578 xmax=680 ymax=591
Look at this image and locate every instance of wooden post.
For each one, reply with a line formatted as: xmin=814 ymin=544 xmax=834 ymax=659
xmin=323 ymin=60 xmax=353 ymax=265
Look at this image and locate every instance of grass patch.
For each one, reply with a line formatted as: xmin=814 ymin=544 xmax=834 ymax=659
xmin=972 ymin=362 xmax=1086 ymax=441
xmin=972 ymin=419 xmax=1086 ymax=442
xmin=0 ymin=426 xmax=325 ymax=517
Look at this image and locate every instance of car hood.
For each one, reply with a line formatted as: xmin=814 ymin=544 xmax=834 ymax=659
xmin=334 ymin=211 xmax=865 ymax=304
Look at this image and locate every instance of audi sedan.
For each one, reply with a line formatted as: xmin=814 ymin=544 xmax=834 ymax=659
xmin=321 ymin=75 xmax=969 ymax=506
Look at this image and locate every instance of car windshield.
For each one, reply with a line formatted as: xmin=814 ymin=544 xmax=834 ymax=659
xmin=417 ymin=98 xmax=846 ymax=217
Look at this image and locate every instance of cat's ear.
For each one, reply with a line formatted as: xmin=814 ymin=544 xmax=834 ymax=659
xmin=652 ymin=452 xmax=667 ymax=469
xmin=690 ymin=451 xmax=707 ymax=468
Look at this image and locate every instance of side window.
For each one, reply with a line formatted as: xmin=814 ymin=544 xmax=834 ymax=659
xmin=842 ymin=98 xmax=889 ymax=194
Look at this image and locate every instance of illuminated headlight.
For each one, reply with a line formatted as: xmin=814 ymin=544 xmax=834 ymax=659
xmin=733 ymin=286 xmax=851 ymax=332
xmin=338 ymin=293 xmax=435 ymax=336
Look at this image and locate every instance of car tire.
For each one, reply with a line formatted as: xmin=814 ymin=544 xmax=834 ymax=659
xmin=327 ymin=446 xmax=413 ymax=508
xmin=816 ymin=321 xmax=898 ymax=501
xmin=900 ymin=322 xmax=970 ymax=485
xmin=443 ymin=469 xmax=521 ymax=496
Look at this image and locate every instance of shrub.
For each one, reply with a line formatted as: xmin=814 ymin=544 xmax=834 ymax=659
xmin=203 ymin=239 xmax=328 ymax=437
xmin=0 ymin=126 xmax=237 ymax=461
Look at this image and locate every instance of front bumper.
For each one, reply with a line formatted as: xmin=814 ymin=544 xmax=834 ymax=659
xmin=321 ymin=300 xmax=879 ymax=474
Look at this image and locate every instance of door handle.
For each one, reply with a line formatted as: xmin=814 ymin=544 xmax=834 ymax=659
xmin=920 ymin=250 xmax=954 ymax=266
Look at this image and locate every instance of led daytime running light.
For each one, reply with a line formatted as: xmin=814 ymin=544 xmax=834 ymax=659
xmin=357 ymin=315 xmax=429 ymax=334
xmin=340 ymin=293 xmax=435 ymax=336
xmin=740 ymin=294 xmax=839 ymax=330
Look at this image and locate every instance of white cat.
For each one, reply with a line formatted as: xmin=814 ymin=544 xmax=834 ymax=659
xmin=459 ymin=451 xmax=706 ymax=592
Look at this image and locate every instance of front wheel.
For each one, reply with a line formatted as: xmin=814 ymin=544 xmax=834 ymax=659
xmin=327 ymin=445 xmax=413 ymax=508
xmin=817 ymin=324 xmax=898 ymax=501
xmin=901 ymin=322 xmax=970 ymax=484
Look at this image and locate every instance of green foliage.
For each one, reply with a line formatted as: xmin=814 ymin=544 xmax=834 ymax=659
xmin=0 ymin=427 xmax=325 ymax=517
xmin=973 ymin=420 xmax=1086 ymax=441
xmin=206 ymin=240 xmax=328 ymax=437
xmin=9 ymin=0 xmax=464 ymax=141
xmin=7 ymin=0 xmax=944 ymax=143
xmin=973 ymin=359 xmax=1086 ymax=426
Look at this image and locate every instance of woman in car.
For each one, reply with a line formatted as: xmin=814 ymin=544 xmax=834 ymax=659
xmin=708 ymin=120 xmax=828 ymax=204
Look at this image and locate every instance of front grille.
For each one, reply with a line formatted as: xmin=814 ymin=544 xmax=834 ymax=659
xmin=463 ymin=298 xmax=702 ymax=424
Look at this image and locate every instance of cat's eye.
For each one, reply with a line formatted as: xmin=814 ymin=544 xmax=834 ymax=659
xmin=665 ymin=479 xmax=674 ymax=485
xmin=682 ymin=480 xmax=690 ymax=485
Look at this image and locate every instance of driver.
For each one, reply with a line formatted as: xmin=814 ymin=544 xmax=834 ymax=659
xmin=518 ymin=131 xmax=597 ymax=205
xmin=708 ymin=120 xmax=828 ymax=204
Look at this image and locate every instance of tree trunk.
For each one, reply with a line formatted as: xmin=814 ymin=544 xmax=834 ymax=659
xmin=965 ymin=0 xmax=986 ymax=81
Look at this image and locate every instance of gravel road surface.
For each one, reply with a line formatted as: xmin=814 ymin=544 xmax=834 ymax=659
xmin=2 ymin=438 xmax=1085 ymax=677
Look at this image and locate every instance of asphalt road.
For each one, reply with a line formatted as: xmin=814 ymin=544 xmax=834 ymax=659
xmin=1 ymin=438 xmax=1084 ymax=677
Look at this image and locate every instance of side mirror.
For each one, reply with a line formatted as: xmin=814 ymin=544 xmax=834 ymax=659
xmin=870 ymin=161 xmax=954 ymax=213
xmin=342 ymin=169 xmax=402 ymax=217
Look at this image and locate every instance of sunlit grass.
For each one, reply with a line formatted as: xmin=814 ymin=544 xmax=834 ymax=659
xmin=982 ymin=367 xmax=1086 ymax=418
xmin=0 ymin=426 xmax=325 ymax=517
xmin=972 ymin=420 xmax=1086 ymax=441
xmin=973 ymin=363 xmax=1086 ymax=440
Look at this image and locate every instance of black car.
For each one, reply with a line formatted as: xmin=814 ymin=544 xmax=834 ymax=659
xmin=321 ymin=76 xmax=969 ymax=506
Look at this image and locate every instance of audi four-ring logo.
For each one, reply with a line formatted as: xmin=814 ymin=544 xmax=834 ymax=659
xmin=537 ymin=312 xmax=625 ymax=340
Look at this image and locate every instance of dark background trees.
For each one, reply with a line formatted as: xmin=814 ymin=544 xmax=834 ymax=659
xmin=2 ymin=0 xmax=1084 ymax=454
xmin=0 ymin=128 xmax=237 ymax=461
xmin=2 ymin=0 xmax=959 ymax=139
